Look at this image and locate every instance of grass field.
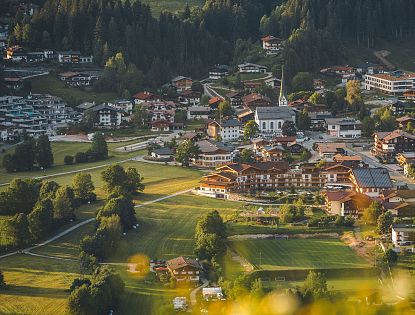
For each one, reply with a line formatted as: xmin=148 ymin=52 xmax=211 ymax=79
xmin=230 ymin=238 xmax=369 ymax=271
xmin=0 ymin=141 xmax=142 ymax=185
xmin=0 ymin=255 xmax=79 ymax=315
xmin=30 ymin=74 xmax=117 ymax=106
xmin=143 ymin=0 xmax=203 ymax=16
xmin=110 ymin=194 xmax=238 ymax=262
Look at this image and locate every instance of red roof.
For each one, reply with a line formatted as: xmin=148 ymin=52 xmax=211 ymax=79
xmin=209 ymin=96 xmax=223 ymax=105
xmin=133 ymin=91 xmax=160 ymax=101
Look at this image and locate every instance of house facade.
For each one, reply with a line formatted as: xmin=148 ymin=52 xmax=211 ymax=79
xmin=350 ymin=167 xmax=393 ymax=198
xmin=364 ymin=72 xmax=415 ymax=95
xmin=91 ymin=104 xmax=123 ymax=128
xmin=171 ymin=76 xmax=193 ymax=92
xmin=238 ymin=63 xmax=267 ymax=74
xmin=187 ymin=106 xmax=211 ymax=120
xmin=325 ymin=118 xmax=362 ymax=138
xmin=207 ymin=119 xmax=242 ymax=142
xmin=194 ymin=140 xmax=236 ymax=168
xmin=166 ymin=257 xmax=201 ymax=282
xmin=373 ymin=130 xmax=415 ymax=161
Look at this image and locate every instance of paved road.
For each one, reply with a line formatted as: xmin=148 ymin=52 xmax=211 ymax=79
xmin=135 ymin=189 xmax=192 ymax=208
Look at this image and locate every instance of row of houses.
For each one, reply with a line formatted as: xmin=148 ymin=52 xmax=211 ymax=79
xmin=0 ymin=95 xmax=80 ymax=141
xmin=4 ymin=46 xmax=93 ymax=64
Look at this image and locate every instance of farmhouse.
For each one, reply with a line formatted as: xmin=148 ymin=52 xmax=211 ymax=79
xmin=254 ymin=106 xmax=296 ymax=136
xmin=261 ymin=35 xmax=283 ymax=54
xmin=226 ymin=91 xmax=243 ymax=108
xmin=396 ymin=116 xmax=415 ymax=129
xmin=109 ymin=99 xmax=134 ymax=115
xmin=238 ymin=63 xmax=267 ymax=74
xmin=207 ymin=119 xmax=242 ymax=142
xmin=242 ymin=93 xmax=272 ymax=110
xmin=259 ymin=145 xmax=284 ymax=161
xmin=133 ymin=91 xmax=162 ymax=105
xmin=325 ymin=117 xmax=362 ymax=138
xmin=373 ymin=130 xmax=415 ymax=161
xmin=381 ymin=190 xmax=415 ymax=217
xmin=166 ymin=256 xmax=201 ymax=283
xmin=171 ymin=76 xmax=193 ymax=92
xmin=178 ymin=90 xmax=201 ymax=106
xmin=209 ymin=65 xmax=230 ymax=80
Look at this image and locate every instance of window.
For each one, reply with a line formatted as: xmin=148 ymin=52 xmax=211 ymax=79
xmin=262 ymin=122 xmax=266 ymax=130
xmin=270 ymin=121 xmax=274 ymax=130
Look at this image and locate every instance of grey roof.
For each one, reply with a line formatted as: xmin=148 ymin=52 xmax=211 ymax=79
xmin=238 ymin=63 xmax=267 ymax=69
xmin=352 ymin=168 xmax=393 ymax=189
xmin=221 ymin=118 xmax=242 ymax=127
xmin=153 ymin=147 xmax=173 ymax=155
xmin=91 ymin=104 xmax=122 ymax=112
xmin=172 ymin=76 xmax=191 ymax=82
xmin=255 ymin=106 xmax=295 ymax=121
xmin=76 ymin=102 xmax=96 ymax=110
xmin=188 ymin=106 xmax=211 ymax=112
xmin=309 ymin=111 xmax=332 ymax=120
xmin=196 ymin=139 xmax=234 ymax=153
xmin=325 ymin=117 xmax=361 ymax=125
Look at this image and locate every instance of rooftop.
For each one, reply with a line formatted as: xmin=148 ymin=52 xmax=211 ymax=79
xmin=166 ymin=256 xmax=200 ymax=270
xmin=351 ymin=167 xmax=393 ymax=189
xmin=255 ymin=106 xmax=295 ymax=120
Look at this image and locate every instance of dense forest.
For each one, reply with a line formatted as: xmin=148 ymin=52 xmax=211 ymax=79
xmin=7 ymin=0 xmax=415 ymax=86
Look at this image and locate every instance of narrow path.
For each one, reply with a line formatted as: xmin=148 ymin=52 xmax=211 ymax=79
xmin=0 ymin=157 xmax=135 ymax=187
xmin=0 ymin=190 xmax=191 ymax=260
xmin=190 ymin=278 xmax=209 ymax=306
xmin=135 ymin=189 xmax=192 ymax=208
xmin=0 ymin=218 xmax=95 ymax=259
xmin=374 ymin=50 xmax=395 ymax=70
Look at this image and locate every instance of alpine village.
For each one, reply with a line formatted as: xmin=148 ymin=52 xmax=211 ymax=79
xmin=0 ymin=1 xmax=415 ymax=315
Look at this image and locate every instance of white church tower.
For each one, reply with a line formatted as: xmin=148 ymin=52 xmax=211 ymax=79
xmin=278 ymin=66 xmax=288 ymax=106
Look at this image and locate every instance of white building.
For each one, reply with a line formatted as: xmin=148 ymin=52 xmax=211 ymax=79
xmin=254 ymin=106 xmax=296 ymax=135
xmin=365 ymin=71 xmax=415 ymax=95
xmin=187 ymin=106 xmax=211 ymax=120
xmin=392 ymin=224 xmax=415 ymax=246
xmin=325 ymin=117 xmax=362 ymax=138
xmin=91 ymin=104 xmax=123 ymax=127
xmin=207 ymin=119 xmax=242 ymax=142
xmin=238 ymin=63 xmax=267 ymax=74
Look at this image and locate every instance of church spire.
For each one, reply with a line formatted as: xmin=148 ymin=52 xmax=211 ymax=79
xmin=279 ymin=66 xmax=288 ymax=106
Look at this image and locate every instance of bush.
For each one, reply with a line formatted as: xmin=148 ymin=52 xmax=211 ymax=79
xmin=75 ymin=152 xmax=88 ymax=164
xmin=64 ymin=155 xmax=74 ymax=165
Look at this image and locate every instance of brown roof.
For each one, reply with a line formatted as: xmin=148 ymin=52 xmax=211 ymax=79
xmin=209 ymin=96 xmax=223 ymax=105
xmin=317 ymin=143 xmax=347 ymax=153
xmin=166 ymin=256 xmax=200 ymax=270
xmin=333 ymin=154 xmax=362 ymax=162
xmin=242 ymin=93 xmax=271 ymax=105
xmin=369 ymin=72 xmax=415 ymax=82
xmin=273 ymin=136 xmax=296 ymax=144
xmin=382 ymin=190 xmax=415 ymax=200
xmin=325 ymin=191 xmax=352 ymax=202
xmin=133 ymin=91 xmax=161 ymax=100
xmin=396 ymin=116 xmax=415 ymax=123
xmin=375 ymin=130 xmax=415 ymax=141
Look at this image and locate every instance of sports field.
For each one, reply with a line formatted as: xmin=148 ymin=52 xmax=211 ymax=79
xmin=230 ymin=238 xmax=370 ymax=271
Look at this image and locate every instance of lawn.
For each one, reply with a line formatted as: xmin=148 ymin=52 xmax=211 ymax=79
xmin=230 ymin=238 xmax=370 ymax=271
xmin=226 ymin=72 xmax=269 ymax=84
xmin=110 ymin=194 xmax=238 ymax=262
xmin=142 ymin=0 xmax=203 ymax=16
xmin=0 ymin=141 xmax=140 ymax=185
xmin=0 ymin=255 xmax=80 ymax=315
xmin=30 ymin=74 xmax=116 ymax=107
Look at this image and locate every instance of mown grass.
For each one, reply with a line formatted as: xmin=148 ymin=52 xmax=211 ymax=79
xmin=142 ymin=0 xmax=203 ymax=16
xmin=0 ymin=141 xmax=140 ymax=185
xmin=110 ymin=194 xmax=238 ymax=262
xmin=30 ymin=74 xmax=117 ymax=106
xmin=230 ymin=238 xmax=370 ymax=271
xmin=0 ymin=255 xmax=80 ymax=315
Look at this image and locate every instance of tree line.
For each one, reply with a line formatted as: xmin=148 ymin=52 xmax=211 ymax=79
xmin=0 ymin=173 xmax=96 ymax=251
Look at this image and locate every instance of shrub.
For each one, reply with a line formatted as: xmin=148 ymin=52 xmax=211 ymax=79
xmin=75 ymin=152 xmax=88 ymax=163
xmin=64 ymin=155 xmax=74 ymax=165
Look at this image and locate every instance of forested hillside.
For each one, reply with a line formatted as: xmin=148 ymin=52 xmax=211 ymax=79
xmin=260 ymin=0 xmax=415 ymax=79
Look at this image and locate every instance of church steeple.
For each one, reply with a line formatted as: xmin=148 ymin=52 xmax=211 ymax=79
xmin=279 ymin=66 xmax=288 ymax=106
